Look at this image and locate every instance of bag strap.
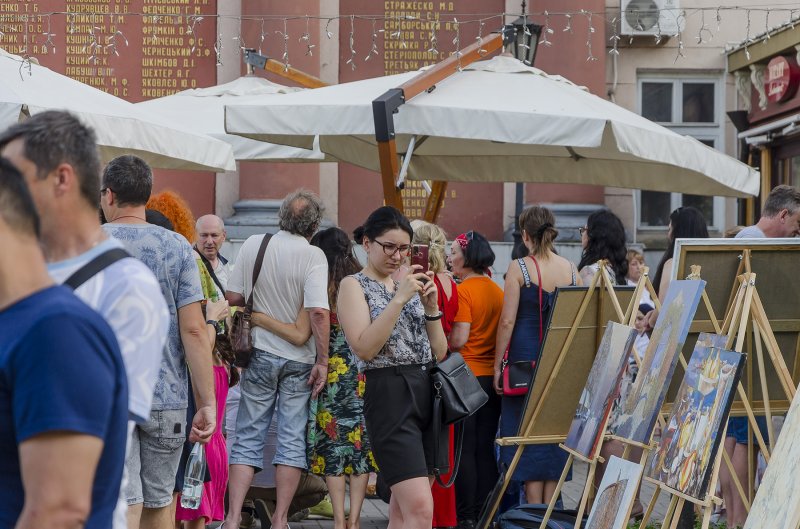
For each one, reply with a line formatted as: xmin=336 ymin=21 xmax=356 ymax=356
xmin=64 ymin=248 xmax=131 ymax=290
xmin=432 ymin=395 xmax=463 ymax=488
xmin=529 ymin=256 xmax=544 ymax=345
xmin=246 ymin=234 xmax=272 ymax=310
xmin=516 ymin=258 xmax=532 ymax=287
xmin=195 ymin=246 xmax=226 ymax=296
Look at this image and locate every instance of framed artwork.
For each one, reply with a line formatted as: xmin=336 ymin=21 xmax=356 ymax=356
xmin=744 ymin=387 xmax=800 ymax=529
xmin=648 ymin=333 xmax=744 ymax=499
xmin=610 ymin=280 xmax=705 ymax=443
xmin=585 ymin=456 xmax=644 ymax=529
xmin=565 ymin=321 xmax=637 ymax=459
xmin=668 ymin=238 xmax=800 ymax=417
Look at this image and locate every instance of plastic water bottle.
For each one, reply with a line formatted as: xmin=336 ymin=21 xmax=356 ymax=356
xmin=180 ymin=443 xmax=206 ymax=509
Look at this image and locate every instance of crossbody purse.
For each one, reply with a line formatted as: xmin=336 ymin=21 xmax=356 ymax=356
xmin=501 ymin=256 xmax=543 ymax=396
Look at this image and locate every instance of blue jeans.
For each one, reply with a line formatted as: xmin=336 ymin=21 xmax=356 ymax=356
xmin=230 ymin=349 xmax=312 ymax=471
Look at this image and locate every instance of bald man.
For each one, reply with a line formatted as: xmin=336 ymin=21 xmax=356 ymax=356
xmin=195 ymin=214 xmax=230 ymax=297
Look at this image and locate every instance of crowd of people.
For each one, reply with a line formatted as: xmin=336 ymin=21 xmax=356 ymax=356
xmin=1 ymin=109 xmax=799 ymax=529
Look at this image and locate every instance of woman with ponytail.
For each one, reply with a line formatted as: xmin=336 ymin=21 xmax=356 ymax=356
xmin=494 ymin=206 xmax=580 ymax=505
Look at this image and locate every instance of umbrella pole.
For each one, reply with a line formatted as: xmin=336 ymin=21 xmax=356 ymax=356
xmin=244 ymin=50 xmax=328 ymax=89
xmin=372 ymin=32 xmax=506 ymax=215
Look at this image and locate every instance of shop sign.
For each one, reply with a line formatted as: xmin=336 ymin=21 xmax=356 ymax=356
xmin=765 ymin=56 xmax=800 ymax=103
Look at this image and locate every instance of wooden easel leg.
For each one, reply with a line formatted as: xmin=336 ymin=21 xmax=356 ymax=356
xmin=540 ymin=454 xmax=574 ymax=529
xmin=662 ymin=495 xmax=678 ymax=528
xmin=700 ymin=503 xmax=714 ymax=529
xmin=480 ymin=444 xmax=523 ymax=529
xmin=667 ymin=498 xmax=686 ymax=529
xmin=639 ymin=487 xmax=660 ymax=529
xmin=572 ymin=461 xmax=597 ymax=529
xmin=753 ymin=322 xmax=776 ymax=449
xmin=751 ymin=291 xmax=796 ymax=401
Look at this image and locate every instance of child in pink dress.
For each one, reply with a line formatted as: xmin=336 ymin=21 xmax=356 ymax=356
xmin=176 ymin=350 xmax=235 ymax=527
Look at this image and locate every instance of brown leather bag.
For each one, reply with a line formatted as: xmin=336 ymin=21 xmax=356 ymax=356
xmin=230 ymin=234 xmax=271 ymax=367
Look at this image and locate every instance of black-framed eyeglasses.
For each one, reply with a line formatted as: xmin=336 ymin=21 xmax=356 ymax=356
xmin=372 ymin=239 xmax=412 ymax=257
xmin=578 ymin=226 xmax=588 ymax=235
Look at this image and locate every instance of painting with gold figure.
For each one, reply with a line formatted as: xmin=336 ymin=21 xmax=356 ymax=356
xmin=585 ymin=456 xmax=643 ymax=529
xmin=647 ymin=333 xmax=744 ymax=499
xmin=610 ymin=280 xmax=705 ymax=444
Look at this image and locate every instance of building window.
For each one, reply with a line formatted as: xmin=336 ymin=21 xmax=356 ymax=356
xmin=637 ymin=76 xmax=725 ymax=230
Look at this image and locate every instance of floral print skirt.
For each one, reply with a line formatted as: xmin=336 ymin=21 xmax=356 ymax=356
xmin=307 ymin=320 xmax=378 ymax=476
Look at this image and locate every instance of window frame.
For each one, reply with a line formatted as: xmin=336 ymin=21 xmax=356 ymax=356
xmin=636 ymin=75 xmax=726 ymax=231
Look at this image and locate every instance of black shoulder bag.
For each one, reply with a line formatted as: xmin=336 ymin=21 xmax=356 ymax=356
xmin=431 ymin=351 xmax=489 ymax=487
xmin=64 ymin=248 xmax=132 ymax=290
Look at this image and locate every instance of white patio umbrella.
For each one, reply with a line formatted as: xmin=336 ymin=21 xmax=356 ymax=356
xmin=136 ymin=76 xmax=326 ymax=162
xmin=0 ymin=48 xmax=236 ymax=172
xmin=225 ymin=55 xmax=759 ymax=198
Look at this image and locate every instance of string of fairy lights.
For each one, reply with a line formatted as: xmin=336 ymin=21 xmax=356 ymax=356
xmin=1 ymin=6 xmax=799 ymax=77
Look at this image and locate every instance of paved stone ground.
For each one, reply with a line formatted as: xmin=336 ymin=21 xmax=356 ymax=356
xmin=234 ymin=461 xmax=675 ymax=529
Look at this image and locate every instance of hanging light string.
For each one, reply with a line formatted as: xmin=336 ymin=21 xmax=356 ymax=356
xmin=0 ymin=8 xmax=798 ymax=69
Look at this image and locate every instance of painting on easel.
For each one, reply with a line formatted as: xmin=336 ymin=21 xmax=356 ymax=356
xmin=610 ymin=280 xmax=705 ymax=444
xmin=585 ymin=456 xmax=643 ymax=529
xmin=647 ymin=333 xmax=744 ymax=499
xmin=744 ymin=388 xmax=800 ymax=529
xmin=564 ymin=322 xmax=637 ymax=459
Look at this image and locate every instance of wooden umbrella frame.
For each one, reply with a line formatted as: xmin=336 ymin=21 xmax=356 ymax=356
xmin=371 ymin=31 xmax=509 ymax=221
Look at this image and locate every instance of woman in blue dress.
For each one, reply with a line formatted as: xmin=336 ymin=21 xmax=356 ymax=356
xmin=494 ymin=206 xmax=579 ymax=505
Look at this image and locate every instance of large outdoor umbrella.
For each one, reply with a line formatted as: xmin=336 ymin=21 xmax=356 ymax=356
xmin=0 ymin=48 xmax=236 ymax=172
xmin=136 ymin=76 xmax=325 ymax=162
xmin=225 ymin=55 xmax=759 ymax=198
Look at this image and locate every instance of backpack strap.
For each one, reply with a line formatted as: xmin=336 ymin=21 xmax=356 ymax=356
xmin=246 ymin=234 xmax=272 ymax=310
xmin=64 ymin=248 xmax=131 ymax=290
xmin=516 ymin=258 xmax=532 ymax=288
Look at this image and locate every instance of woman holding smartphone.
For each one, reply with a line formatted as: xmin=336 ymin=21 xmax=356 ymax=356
xmin=338 ymin=206 xmax=448 ymax=529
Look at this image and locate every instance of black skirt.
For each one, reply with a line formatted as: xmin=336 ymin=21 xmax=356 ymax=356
xmin=363 ymin=363 xmax=448 ymax=487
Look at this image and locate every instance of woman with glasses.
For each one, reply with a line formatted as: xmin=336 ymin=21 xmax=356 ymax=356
xmin=494 ymin=206 xmax=579 ymax=505
xmin=338 ymin=206 xmax=448 ymax=529
xmin=577 ymin=210 xmax=628 ymax=286
xmin=448 ymin=230 xmax=503 ymax=529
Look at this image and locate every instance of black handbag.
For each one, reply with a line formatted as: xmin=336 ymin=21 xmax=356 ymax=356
xmin=431 ymin=352 xmax=489 ymax=488
xmin=432 ymin=352 xmax=489 ymax=425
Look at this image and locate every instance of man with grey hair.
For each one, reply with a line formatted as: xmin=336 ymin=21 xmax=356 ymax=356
xmin=736 ymin=184 xmax=800 ymax=238
xmin=195 ymin=214 xmax=230 ymax=298
xmin=224 ymin=189 xmax=330 ymax=529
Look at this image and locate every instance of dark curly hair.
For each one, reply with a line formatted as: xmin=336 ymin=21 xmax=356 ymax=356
xmin=214 ymin=333 xmax=240 ymax=388
xmin=652 ymin=206 xmax=708 ymax=294
xmin=578 ymin=209 xmax=628 ymax=285
xmin=311 ymin=227 xmax=361 ymax=309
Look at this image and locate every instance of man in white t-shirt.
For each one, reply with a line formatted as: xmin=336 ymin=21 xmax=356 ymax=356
xmin=195 ymin=214 xmax=231 ymax=298
xmin=736 ymin=184 xmax=800 ymax=239
xmin=0 ymin=111 xmax=169 ymax=529
xmin=224 ymin=190 xmax=330 ymax=529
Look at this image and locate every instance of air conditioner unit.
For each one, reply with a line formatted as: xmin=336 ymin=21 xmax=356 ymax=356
xmin=621 ymin=0 xmax=682 ymax=36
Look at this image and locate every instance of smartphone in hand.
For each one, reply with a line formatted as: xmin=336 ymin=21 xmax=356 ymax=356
xmin=411 ymin=244 xmax=430 ymax=281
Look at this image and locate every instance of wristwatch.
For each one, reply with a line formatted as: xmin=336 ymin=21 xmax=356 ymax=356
xmin=206 ymin=319 xmax=221 ymax=333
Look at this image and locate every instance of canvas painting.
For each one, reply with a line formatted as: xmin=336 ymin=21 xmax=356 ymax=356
xmin=743 ymin=388 xmax=800 ymax=529
xmin=564 ymin=322 xmax=637 ymax=459
xmin=610 ymin=280 xmax=706 ymax=443
xmin=647 ymin=333 xmax=744 ymax=499
xmin=585 ymin=456 xmax=643 ymax=529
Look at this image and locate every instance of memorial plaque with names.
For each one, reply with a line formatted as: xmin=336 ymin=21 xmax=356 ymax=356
xmin=338 ymin=0 xmax=505 ymax=240
xmin=0 ymin=0 xmax=219 ymax=214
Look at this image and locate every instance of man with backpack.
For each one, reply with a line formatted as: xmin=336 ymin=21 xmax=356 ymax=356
xmin=0 ymin=116 xmax=138 ymax=529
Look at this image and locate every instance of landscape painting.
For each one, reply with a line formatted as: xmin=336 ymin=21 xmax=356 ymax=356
xmin=743 ymin=389 xmax=800 ymax=529
xmin=647 ymin=333 xmax=744 ymax=499
xmin=610 ymin=280 xmax=706 ymax=444
xmin=585 ymin=456 xmax=643 ymax=529
xmin=565 ymin=322 xmax=637 ymax=459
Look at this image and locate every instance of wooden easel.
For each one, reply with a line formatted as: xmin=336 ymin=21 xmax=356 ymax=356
xmin=483 ymin=262 xmax=635 ymax=529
